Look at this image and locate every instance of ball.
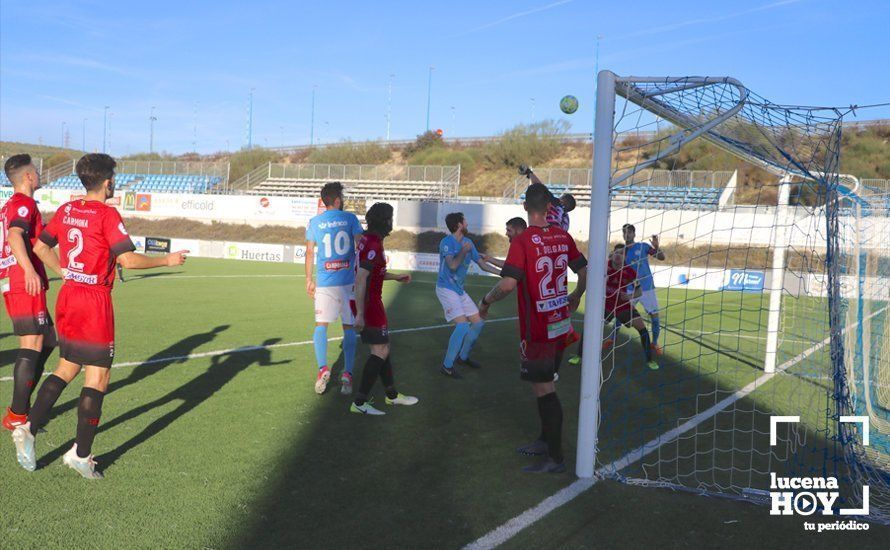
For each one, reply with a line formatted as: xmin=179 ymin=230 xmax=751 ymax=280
xmin=560 ymin=95 xmax=579 ymax=114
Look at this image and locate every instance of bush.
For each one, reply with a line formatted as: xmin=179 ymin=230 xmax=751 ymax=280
xmin=44 ymin=152 xmax=74 ymax=168
xmin=228 ymin=148 xmax=283 ymax=183
xmin=306 ymin=141 xmax=391 ymax=165
xmin=478 ymin=120 xmax=569 ymax=170
xmin=408 ymin=147 xmax=477 ymax=171
xmin=404 ymin=131 xmax=444 ymax=156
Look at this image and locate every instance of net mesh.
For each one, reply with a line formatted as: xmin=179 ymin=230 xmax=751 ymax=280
xmin=590 ymin=75 xmax=889 ymax=522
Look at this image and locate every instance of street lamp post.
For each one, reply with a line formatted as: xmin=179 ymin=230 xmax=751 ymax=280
xmin=386 ymin=73 xmax=395 ymax=141
xmin=310 ymin=84 xmax=317 ymax=146
xmin=425 ymin=65 xmax=434 ymax=132
xmin=102 ymin=106 xmax=109 ymax=153
xmin=149 ymin=106 xmax=157 ymax=154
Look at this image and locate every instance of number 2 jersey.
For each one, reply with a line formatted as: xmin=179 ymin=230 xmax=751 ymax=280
xmin=306 ymin=209 xmax=363 ymax=288
xmin=501 ymin=225 xmax=587 ymax=343
xmin=0 ymin=193 xmax=49 ymax=293
xmin=39 ymin=200 xmax=136 ymax=290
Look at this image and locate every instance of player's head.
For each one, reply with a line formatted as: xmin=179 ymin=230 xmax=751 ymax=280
xmin=560 ymin=193 xmax=577 ymax=213
xmin=622 ymin=223 xmax=636 ymax=243
xmin=445 ymin=212 xmax=467 ymax=235
xmin=523 ymin=183 xmax=551 ymax=216
xmin=320 ymin=181 xmax=344 ymax=210
xmin=76 ymin=153 xmax=116 ymax=198
xmin=365 ymin=202 xmax=394 ymax=238
xmin=505 ymin=217 xmax=527 ymax=242
xmin=611 ymin=243 xmax=626 ymax=267
xmin=3 ymin=154 xmax=40 ymax=192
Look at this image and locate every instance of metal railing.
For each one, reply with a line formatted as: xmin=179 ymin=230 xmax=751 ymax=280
xmin=503 ymin=168 xmax=735 ymax=201
xmin=115 ymin=160 xmax=229 ymax=182
xmin=229 ymin=162 xmax=460 ymax=198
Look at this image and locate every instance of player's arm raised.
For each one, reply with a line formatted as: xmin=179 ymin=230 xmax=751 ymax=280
xmin=117 ymin=249 xmax=188 ymax=269
xmin=353 ymin=266 xmax=370 ymax=332
xmin=651 ymin=235 xmax=666 ymax=261
xmin=8 ymin=227 xmax=44 ymax=296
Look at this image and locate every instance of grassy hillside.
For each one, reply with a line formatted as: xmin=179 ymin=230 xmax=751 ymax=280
xmin=5 ymin=122 xmax=887 ymax=204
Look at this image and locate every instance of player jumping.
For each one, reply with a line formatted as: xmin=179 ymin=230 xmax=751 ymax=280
xmin=607 ymin=244 xmax=658 ymax=370
xmin=478 ymin=183 xmax=588 ymax=473
xmin=436 ymin=212 xmax=500 ymax=379
xmin=350 ymin=203 xmax=418 ymax=415
xmin=1 ymin=154 xmax=59 ymax=431
xmin=305 ymin=182 xmax=364 ymax=395
xmin=622 ymin=223 xmax=665 ymax=355
xmin=12 ymin=153 xmax=188 ymax=479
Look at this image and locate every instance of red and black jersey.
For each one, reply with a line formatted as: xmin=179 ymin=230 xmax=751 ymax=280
xmin=357 ymin=231 xmax=387 ymax=327
xmin=501 ymin=225 xmax=587 ymax=343
xmin=605 ymin=261 xmax=636 ymax=314
xmin=0 ymin=193 xmax=49 ymax=292
xmin=39 ymin=200 xmax=135 ymax=291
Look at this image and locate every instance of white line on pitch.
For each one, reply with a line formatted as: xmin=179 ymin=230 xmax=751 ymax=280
xmin=464 ymin=304 xmax=889 ymax=550
xmin=0 ymin=316 xmax=518 ymax=383
xmin=129 ymin=273 xmax=496 ymax=288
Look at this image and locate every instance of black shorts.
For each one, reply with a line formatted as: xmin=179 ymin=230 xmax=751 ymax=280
xmin=519 ymin=340 xmax=564 ymax=383
xmin=605 ymin=307 xmax=640 ymax=327
xmin=361 ymin=326 xmax=390 ymax=344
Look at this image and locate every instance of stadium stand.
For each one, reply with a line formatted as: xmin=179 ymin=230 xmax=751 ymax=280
xmin=46 ymin=173 xmax=223 ymax=194
xmin=237 ymin=163 xmax=460 ymax=201
xmin=510 ymin=168 xmax=732 ymax=210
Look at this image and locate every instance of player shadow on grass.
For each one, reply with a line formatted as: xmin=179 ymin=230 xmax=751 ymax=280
xmin=91 ymin=338 xmax=289 ymax=471
xmin=47 ymin=325 xmax=231 ymax=420
xmin=40 ymin=337 xmax=287 ymax=471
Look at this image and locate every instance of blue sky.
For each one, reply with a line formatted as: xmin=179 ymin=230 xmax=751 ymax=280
xmin=1 ymin=0 xmax=888 ymax=154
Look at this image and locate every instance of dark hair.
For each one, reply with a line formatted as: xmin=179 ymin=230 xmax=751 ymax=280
xmin=320 ymin=181 xmax=344 ymax=207
xmin=622 ymin=223 xmax=635 ymax=232
xmin=3 ymin=154 xmax=34 ymax=183
xmin=613 ymin=243 xmax=626 ymax=251
xmin=524 ymin=183 xmax=551 ymax=214
xmin=365 ymin=202 xmax=394 ymax=237
xmin=445 ymin=212 xmax=464 ymax=233
xmin=75 ymin=153 xmax=116 ymax=191
xmin=506 ymin=217 xmax=527 ymax=230
xmin=561 ymin=193 xmax=577 ymax=212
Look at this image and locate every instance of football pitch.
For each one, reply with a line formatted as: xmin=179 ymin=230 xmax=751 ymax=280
xmin=1 ymin=257 xmax=886 ymax=548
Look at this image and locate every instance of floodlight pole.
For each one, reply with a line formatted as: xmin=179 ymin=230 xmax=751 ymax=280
xmin=386 ymin=73 xmax=395 ymax=141
xmin=149 ymin=106 xmax=157 ymax=154
xmin=310 ymin=84 xmax=317 ymax=146
xmin=103 ymin=106 xmax=109 ymax=153
xmin=425 ymin=65 xmax=434 ymax=132
xmin=576 ymin=69 xmax=615 ymax=478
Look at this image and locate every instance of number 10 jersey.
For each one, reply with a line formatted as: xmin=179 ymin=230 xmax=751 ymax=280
xmin=306 ymin=209 xmax=364 ymax=288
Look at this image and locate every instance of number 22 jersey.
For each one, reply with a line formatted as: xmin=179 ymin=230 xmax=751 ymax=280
xmin=501 ymin=225 xmax=587 ymax=343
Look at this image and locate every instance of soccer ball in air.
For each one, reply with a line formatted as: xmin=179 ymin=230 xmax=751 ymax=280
xmin=560 ymin=95 xmax=579 ymax=114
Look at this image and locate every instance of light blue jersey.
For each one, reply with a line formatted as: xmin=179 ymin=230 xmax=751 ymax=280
xmin=625 ymin=241 xmax=656 ymax=291
xmin=437 ymin=234 xmax=479 ymax=295
xmin=306 ymin=209 xmax=364 ymax=287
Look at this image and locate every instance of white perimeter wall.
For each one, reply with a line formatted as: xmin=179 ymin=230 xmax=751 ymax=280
xmin=4 ymin=188 xmax=887 ymax=249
